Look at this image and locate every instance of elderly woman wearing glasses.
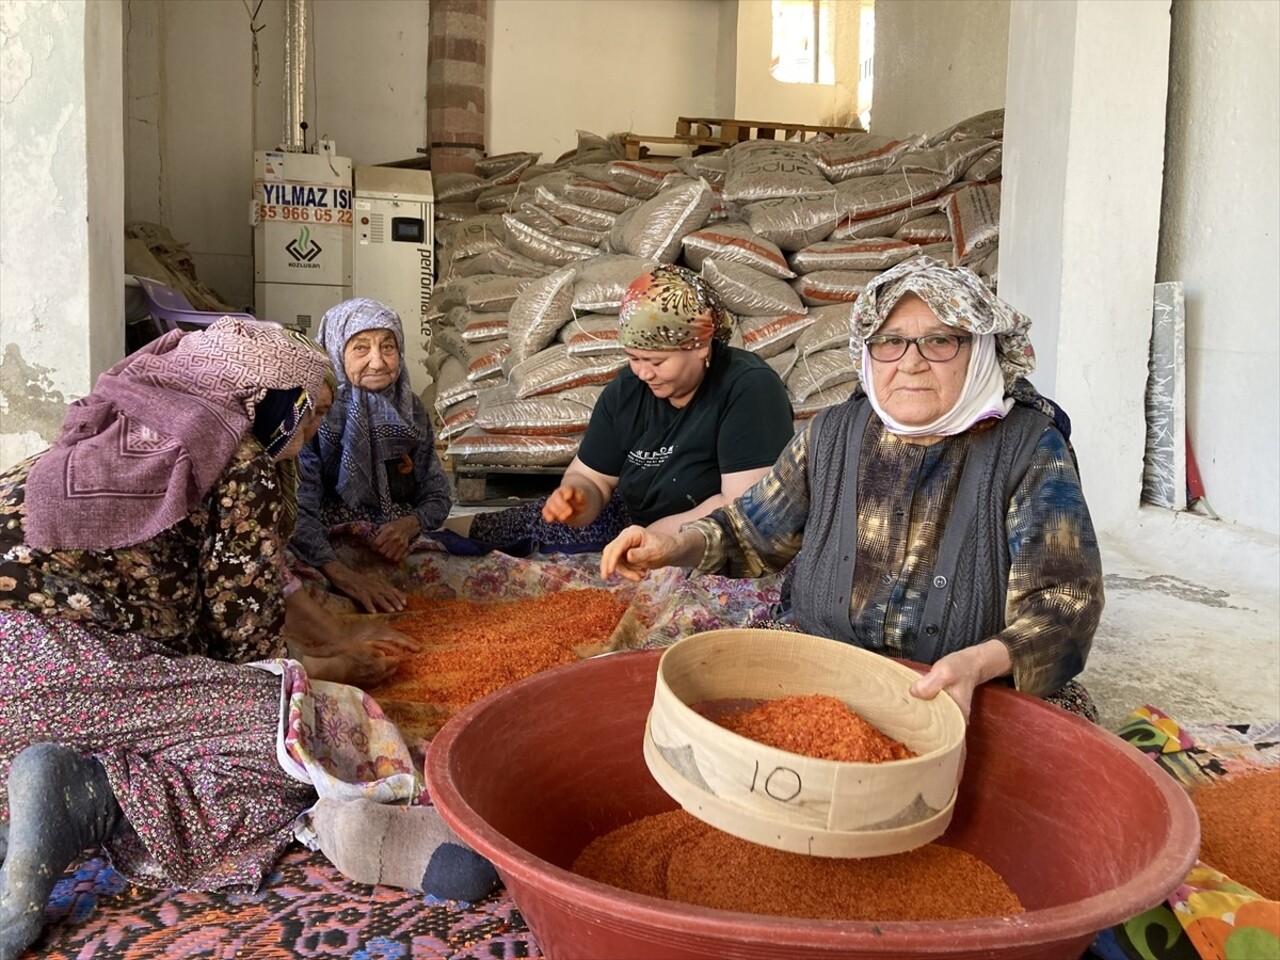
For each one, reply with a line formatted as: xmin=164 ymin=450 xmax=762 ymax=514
xmin=601 ymin=256 xmax=1104 ymax=721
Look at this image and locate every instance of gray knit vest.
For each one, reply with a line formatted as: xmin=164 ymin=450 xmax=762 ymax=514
xmin=791 ymin=397 xmax=1049 ymax=664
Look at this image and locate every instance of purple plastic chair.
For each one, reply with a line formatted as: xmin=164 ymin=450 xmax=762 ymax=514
xmin=133 ymin=275 xmax=262 ymax=338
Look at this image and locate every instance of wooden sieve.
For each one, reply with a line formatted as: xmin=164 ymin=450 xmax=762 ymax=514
xmin=643 ymin=628 xmax=967 ymax=858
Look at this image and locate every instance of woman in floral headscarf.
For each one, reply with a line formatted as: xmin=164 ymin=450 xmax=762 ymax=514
xmin=457 ymin=264 xmax=795 ymax=553
xmin=292 ymin=298 xmax=452 ymax=613
xmin=602 ymin=256 xmax=1104 ymax=721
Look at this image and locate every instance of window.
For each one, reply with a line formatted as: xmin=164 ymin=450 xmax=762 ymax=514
xmin=770 ymin=0 xmax=835 ymax=86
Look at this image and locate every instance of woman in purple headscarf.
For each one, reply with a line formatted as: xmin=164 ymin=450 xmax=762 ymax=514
xmin=291 ymin=298 xmax=453 ymax=613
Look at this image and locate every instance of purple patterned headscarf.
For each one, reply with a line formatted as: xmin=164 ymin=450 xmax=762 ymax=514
xmin=316 ymin=298 xmax=422 ymax=516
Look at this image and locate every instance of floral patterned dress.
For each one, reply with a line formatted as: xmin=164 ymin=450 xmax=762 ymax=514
xmin=0 ymin=439 xmax=315 ymax=890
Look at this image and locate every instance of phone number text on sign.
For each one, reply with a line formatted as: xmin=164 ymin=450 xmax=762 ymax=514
xmin=260 ymin=206 xmax=353 ymax=224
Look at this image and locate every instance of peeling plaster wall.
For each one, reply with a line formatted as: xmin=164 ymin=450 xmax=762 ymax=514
xmin=1157 ymin=0 xmax=1280 ymax=536
xmin=123 ymin=0 xmax=430 ymax=312
xmin=1 ymin=0 xmax=124 ymax=471
xmin=870 ymin=0 xmax=1009 ymax=138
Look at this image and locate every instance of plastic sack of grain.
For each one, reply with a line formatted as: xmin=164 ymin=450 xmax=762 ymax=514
xmin=917 ymin=240 xmax=957 ymax=264
xmin=563 ymin=176 xmax=643 ymax=214
xmin=887 ymin=139 xmax=998 ymax=180
xmin=460 ymin=311 xmax=510 ymax=343
xmin=835 ymin=170 xmax=952 ymax=223
xmin=793 ymin=379 xmax=859 ymax=419
xmin=793 ymin=270 xmax=878 ymax=307
xmin=475 ymin=183 xmax=520 ymax=213
xmin=702 ymin=259 xmax=806 ymax=317
xmin=435 ymin=355 xmax=481 ymax=409
xmin=681 ymin=222 xmax=795 ymax=279
xmin=928 ymin=108 xmax=1004 ymax=146
xmin=450 ymin=250 xmax=504 ymax=278
xmin=434 ymin=172 xmax=490 ymax=204
xmin=435 ymin=202 xmax=480 ymax=222
xmin=437 ymin=394 xmax=479 ymax=441
xmin=446 ymin=215 xmax=507 ymax=259
xmin=795 ymin=303 xmax=856 ymax=356
xmin=572 ymin=254 xmax=658 ymax=314
xmin=564 ymin=130 xmax=626 ymax=166
xmin=509 ymin=344 xmax=626 ymax=399
xmin=737 ymin=311 xmax=815 ymax=358
xmin=828 ymin=204 xmax=936 ymax=241
xmin=423 ymin=345 xmax=448 ymax=381
xmin=544 ymin=220 xmax=610 ymax=248
xmin=470 ymin=274 xmax=536 ymax=313
xmin=766 ymin=347 xmax=798 ymax=381
xmin=475 ymin=151 xmax=541 ymax=183
xmin=895 ymin=213 xmax=953 ymax=246
xmin=503 ymin=213 xmax=600 ymax=266
xmin=786 ymin=347 xmax=859 ymax=402
xmin=559 ymin=314 xmax=626 ymax=357
xmin=508 ymin=266 xmax=578 ymax=364
xmin=808 ymin=133 xmax=920 ymax=181
xmin=674 ymin=150 xmax=729 ymax=185
xmin=432 ymin=325 xmax=479 ymax=367
xmin=490 ymin=246 xmax=561 ymax=278
xmin=534 ymin=186 xmax=618 ymax=231
xmin=740 ymin=193 xmax=845 ymax=252
xmin=615 ymin=179 xmax=715 ymax=263
xmin=945 ymin=181 xmax=1001 ymax=263
xmin=788 ymin=238 xmax=919 ymax=274
xmin=512 ymin=202 xmax=564 ymax=234
xmin=607 ymin=160 xmax=675 ymax=200
xmin=978 ymin=247 xmax=999 ymax=288
xmin=723 ymin=140 xmax=835 ymax=203
xmin=512 ymin=169 xmax=574 ymax=203
xmin=468 ymin=342 xmax=511 ymax=382
xmin=475 ymin=383 xmax=602 ymax=436
xmin=447 ymin=428 xmax=580 ymax=467
xmin=962 ymin=145 xmax=1002 ymax=182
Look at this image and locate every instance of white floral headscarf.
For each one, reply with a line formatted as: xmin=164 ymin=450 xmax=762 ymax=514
xmin=849 ymin=256 xmax=1035 ymax=387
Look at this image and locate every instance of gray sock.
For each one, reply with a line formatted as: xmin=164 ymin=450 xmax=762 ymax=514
xmin=311 ymin=796 xmax=498 ymax=902
xmin=0 ymin=744 xmax=122 ymax=960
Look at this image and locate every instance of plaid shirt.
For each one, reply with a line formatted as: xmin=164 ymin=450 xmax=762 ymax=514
xmin=689 ymin=414 xmax=1103 ymax=696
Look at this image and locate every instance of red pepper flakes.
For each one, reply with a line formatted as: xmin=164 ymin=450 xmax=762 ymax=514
xmin=573 ymin=809 xmax=1024 ymax=921
xmin=1192 ymin=768 xmax=1280 ymax=900
xmin=716 ymin=694 xmax=916 ymax=763
xmin=368 ymin=589 xmax=628 ymax=719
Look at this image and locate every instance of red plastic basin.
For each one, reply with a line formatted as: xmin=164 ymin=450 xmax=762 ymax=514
xmin=426 ymin=650 xmax=1199 ymax=960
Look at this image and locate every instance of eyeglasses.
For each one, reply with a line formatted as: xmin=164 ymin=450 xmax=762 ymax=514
xmin=865 ymin=333 xmax=973 ymax=363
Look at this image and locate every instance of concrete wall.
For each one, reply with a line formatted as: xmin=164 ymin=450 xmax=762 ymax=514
xmin=733 ymin=0 xmax=860 ymax=128
xmin=124 ymin=0 xmax=430 ymax=311
xmin=1157 ymin=0 xmax=1280 ymax=536
xmin=869 ymin=0 xmax=1009 ymax=138
xmin=1 ymin=0 xmax=124 ymax=469
xmin=487 ymin=0 xmax=732 ymax=160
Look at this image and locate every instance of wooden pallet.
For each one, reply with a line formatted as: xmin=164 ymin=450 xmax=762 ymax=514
xmin=676 ymin=116 xmax=863 ymax=143
xmin=621 ymin=133 xmax=729 ymax=161
xmin=452 ymin=464 xmax=565 ymax=506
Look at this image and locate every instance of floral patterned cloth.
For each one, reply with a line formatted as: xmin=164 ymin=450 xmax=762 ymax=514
xmin=618 ymin=264 xmax=734 ymax=350
xmin=1090 ymin=707 xmax=1280 ymax=960
xmin=0 ymin=437 xmax=291 ymax=663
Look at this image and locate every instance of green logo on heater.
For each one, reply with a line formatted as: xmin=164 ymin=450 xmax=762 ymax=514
xmin=286 ymin=226 xmax=322 ymax=262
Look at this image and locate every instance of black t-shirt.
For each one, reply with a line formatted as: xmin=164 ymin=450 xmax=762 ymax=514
xmin=577 ymin=344 xmax=794 ymax=526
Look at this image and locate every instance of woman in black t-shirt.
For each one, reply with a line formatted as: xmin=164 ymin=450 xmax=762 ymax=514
xmin=458 ymin=266 xmax=794 ymax=552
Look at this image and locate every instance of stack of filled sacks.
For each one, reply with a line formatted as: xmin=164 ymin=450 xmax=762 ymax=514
xmin=428 ymin=111 xmax=1004 ymax=466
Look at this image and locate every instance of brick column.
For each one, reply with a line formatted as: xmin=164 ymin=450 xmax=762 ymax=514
xmin=427 ymin=0 xmax=486 ymax=175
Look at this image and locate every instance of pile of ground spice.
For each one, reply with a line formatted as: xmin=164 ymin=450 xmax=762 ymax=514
xmin=1191 ymin=768 xmax=1280 ymax=900
xmin=715 ymin=694 xmax=916 ymax=763
xmin=573 ymin=809 xmax=1024 ymax=921
xmin=368 ymin=589 xmax=628 ymax=716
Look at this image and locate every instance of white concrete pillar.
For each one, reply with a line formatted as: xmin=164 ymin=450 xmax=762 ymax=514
xmin=999 ymin=0 xmax=1171 ymax=530
xmin=0 ymin=0 xmax=124 ymax=470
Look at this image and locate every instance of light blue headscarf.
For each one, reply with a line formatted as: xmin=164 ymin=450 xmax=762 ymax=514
xmin=315 ymin=298 xmax=422 ymax=516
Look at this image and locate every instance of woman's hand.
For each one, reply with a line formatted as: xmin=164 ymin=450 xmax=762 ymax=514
xmin=908 ymin=639 xmax=1013 ymax=721
xmin=371 ymin=515 xmax=421 ymax=563
xmin=346 ymin=619 xmax=423 ymax=655
xmin=323 ymin=561 xmax=408 ymax=613
xmin=303 ymin=646 xmax=402 ymax=688
xmin=601 ymin=526 xmax=704 ymax=581
xmin=541 ymin=484 xmax=589 ymax=524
